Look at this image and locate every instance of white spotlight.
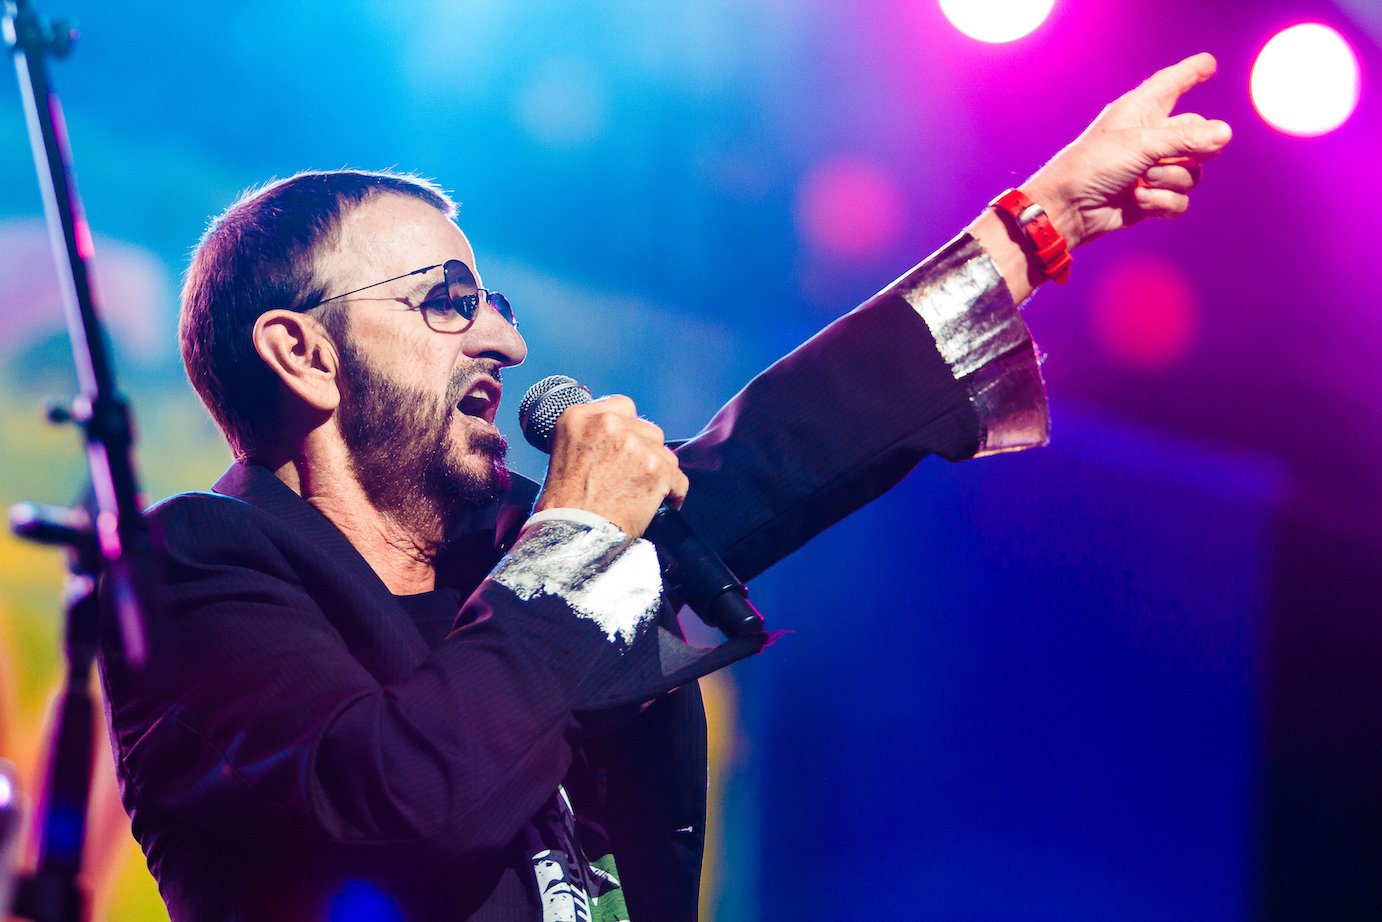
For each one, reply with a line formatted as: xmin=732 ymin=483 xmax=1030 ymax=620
xmin=939 ymin=0 xmax=1057 ymax=44
xmin=1251 ymin=23 xmax=1362 ymax=137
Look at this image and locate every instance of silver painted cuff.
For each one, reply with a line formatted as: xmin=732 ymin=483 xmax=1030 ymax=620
xmin=489 ymin=518 xmax=664 ymax=646
xmin=881 ymin=232 xmax=1050 ymax=456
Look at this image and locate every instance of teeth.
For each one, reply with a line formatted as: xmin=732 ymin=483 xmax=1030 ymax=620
xmin=457 ymin=384 xmax=498 ymax=420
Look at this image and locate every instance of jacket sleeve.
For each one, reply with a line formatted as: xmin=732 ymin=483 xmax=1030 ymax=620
xmin=675 ymin=232 xmax=1050 ymax=580
xmin=602 ymin=232 xmax=1051 ymax=920
xmin=100 ymin=501 xmax=754 ymax=867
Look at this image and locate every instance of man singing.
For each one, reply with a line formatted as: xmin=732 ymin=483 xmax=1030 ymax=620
xmin=99 ymin=54 xmax=1231 ymax=921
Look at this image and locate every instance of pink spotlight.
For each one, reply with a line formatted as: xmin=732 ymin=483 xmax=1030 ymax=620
xmin=938 ymin=0 xmax=1056 ymax=44
xmin=1091 ymin=253 xmax=1198 ymax=371
xmin=796 ymin=156 xmax=905 ymax=261
xmin=1251 ymin=23 xmax=1362 ymax=137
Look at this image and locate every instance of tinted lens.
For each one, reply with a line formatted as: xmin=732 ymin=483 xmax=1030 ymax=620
xmin=489 ymin=292 xmax=516 ymax=327
xmin=438 ymin=259 xmax=516 ymax=329
xmin=443 ymin=259 xmax=479 ymax=319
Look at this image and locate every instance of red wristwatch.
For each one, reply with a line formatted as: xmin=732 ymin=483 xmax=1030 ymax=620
xmin=988 ymin=188 xmax=1073 ymax=285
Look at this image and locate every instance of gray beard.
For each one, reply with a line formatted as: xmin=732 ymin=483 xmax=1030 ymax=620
xmin=334 ymin=337 xmax=510 ymax=545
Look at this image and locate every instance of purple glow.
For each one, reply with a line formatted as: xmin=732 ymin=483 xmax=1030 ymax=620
xmin=938 ymin=0 xmax=1055 ymax=44
xmin=1251 ymin=23 xmax=1362 ymax=137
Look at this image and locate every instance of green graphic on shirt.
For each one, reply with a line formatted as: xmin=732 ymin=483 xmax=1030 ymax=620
xmin=532 ymin=785 xmax=632 ymax=921
xmin=531 ymin=847 xmax=629 ymax=922
xmin=588 ymin=853 xmax=629 ymax=922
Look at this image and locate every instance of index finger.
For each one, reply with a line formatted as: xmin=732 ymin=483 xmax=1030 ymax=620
xmin=589 ymin=393 xmax=638 ymax=417
xmin=1135 ymin=52 xmax=1218 ymax=114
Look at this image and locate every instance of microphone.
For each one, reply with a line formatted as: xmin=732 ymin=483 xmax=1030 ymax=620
xmin=518 ymin=375 xmax=766 ymax=639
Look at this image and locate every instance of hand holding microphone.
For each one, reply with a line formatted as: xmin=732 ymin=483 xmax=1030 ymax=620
xmin=520 ymin=376 xmax=766 ymax=639
xmin=529 ymin=391 xmax=687 ymax=539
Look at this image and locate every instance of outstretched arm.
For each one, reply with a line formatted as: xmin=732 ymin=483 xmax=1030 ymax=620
xmin=677 ymin=54 xmax=1233 ymax=578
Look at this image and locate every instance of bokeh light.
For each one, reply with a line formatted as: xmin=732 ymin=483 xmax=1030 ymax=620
xmin=795 ymin=156 xmax=905 ymax=261
xmin=1091 ymin=252 xmax=1198 ymax=371
xmin=938 ymin=0 xmax=1056 ymax=44
xmin=1251 ymin=23 xmax=1362 ymax=137
xmin=514 ymin=56 xmax=610 ymax=148
xmin=0 ymin=221 xmax=175 ymax=361
xmin=330 ymin=881 xmax=404 ymax=922
xmin=0 ymin=770 xmax=13 ymax=809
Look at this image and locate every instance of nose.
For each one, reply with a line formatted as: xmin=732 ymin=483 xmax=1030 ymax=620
xmin=462 ymin=299 xmax=527 ymax=367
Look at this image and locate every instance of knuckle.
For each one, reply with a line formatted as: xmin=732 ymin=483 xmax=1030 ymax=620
xmin=552 ymin=412 xmax=578 ymax=437
xmin=601 ymin=394 xmax=636 ymax=415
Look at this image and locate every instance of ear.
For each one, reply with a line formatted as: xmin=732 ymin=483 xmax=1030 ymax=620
xmin=252 ymin=309 xmax=341 ymax=414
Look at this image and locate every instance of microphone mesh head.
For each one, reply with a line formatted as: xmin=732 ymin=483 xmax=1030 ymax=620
xmin=518 ymin=375 xmax=593 ymax=453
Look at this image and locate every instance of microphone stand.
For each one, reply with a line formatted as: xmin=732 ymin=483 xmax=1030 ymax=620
xmin=3 ymin=1 xmax=156 ymax=919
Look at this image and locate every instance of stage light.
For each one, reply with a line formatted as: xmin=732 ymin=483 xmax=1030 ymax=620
xmin=1091 ymin=253 xmax=1198 ymax=371
xmin=1251 ymin=23 xmax=1361 ymax=137
xmin=938 ymin=0 xmax=1056 ymax=44
xmin=795 ymin=156 xmax=905 ymax=261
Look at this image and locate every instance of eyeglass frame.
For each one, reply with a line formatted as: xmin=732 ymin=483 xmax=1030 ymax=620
xmin=296 ymin=258 xmax=517 ymax=329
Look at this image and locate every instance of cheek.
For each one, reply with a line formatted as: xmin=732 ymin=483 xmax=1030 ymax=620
xmin=411 ymin=338 xmax=468 ymax=394
xmin=362 ymin=323 xmax=455 ymax=390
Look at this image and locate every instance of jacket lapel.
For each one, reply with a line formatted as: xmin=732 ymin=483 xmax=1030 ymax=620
xmin=211 ymin=462 xmax=542 ymax=646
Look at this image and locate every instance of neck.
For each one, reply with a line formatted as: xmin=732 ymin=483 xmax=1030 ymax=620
xmin=273 ymin=455 xmax=443 ymax=595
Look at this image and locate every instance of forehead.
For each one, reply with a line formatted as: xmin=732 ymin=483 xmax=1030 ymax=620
xmin=316 ymin=192 xmax=480 ymax=289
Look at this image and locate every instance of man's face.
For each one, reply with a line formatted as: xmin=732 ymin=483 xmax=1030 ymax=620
xmin=315 ymin=193 xmax=528 ymax=527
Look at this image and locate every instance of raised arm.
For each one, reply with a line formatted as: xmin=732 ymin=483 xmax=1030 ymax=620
xmin=677 ymin=54 xmax=1232 ymax=579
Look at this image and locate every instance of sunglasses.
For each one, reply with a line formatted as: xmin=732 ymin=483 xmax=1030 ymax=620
xmin=303 ymin=259 xmax=516 ymax=331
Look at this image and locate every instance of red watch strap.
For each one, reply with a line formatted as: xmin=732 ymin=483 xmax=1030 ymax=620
xmin=989 ymin=188 xmax=1072 ymax=285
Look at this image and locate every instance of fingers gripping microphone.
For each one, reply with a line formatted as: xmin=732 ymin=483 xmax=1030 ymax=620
xmin=519 ymin=376 xmax=767 ymax=639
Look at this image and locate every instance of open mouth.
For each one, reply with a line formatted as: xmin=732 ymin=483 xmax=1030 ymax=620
xmin=457 ymin=379 xmax=501 ymax=426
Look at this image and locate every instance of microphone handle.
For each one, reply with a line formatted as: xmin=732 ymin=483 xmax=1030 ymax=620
xmin=644 ymin=505 xmax=766 ymax=639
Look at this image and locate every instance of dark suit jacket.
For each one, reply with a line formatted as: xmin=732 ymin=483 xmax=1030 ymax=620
xmin=99 ymin=235 xmax=1046 ymax=920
